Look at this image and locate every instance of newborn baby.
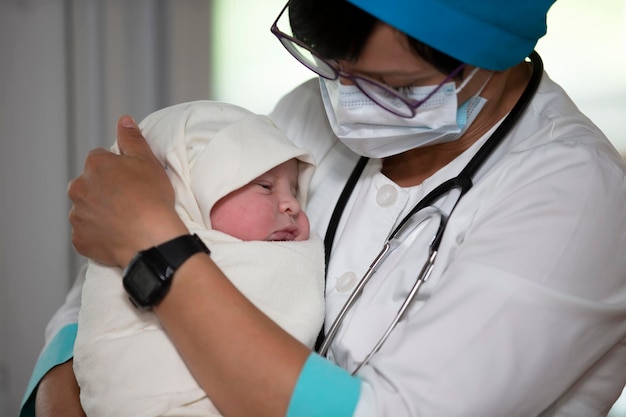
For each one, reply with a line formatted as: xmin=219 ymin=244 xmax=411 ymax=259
xmin=73 ymin=101 xmax=325 ymax=417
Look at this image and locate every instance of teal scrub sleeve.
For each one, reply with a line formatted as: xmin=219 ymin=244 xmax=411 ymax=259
xmin=286 ymin=353 xmax=362 ymax=417
xmin=19 ymin=323 xmax=78 ymax=417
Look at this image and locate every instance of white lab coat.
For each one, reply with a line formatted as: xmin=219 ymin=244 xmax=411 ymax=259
xmin=44 ymin=73 xmax=626 ymax=417
xmin=270 ymin=75 xmax=626 ymax=417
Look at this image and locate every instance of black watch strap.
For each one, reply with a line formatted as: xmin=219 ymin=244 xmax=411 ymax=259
xmin=155 ymin=234 xmax=211 ymax=269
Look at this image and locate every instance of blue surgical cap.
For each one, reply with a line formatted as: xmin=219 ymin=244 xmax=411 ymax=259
xmin=347 ymin=0 xmax=556 ymax=70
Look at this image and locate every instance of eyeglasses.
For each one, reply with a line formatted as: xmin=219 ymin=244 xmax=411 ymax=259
xmin=270 ymin=1 xmax=465 ymax=118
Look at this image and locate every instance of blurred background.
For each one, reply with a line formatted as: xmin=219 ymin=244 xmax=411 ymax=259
xmin=1 ymin=0 xmax=624 ymax=415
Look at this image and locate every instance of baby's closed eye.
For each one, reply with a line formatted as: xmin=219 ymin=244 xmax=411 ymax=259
xmin=254 ymin=181 xmax=273 ymax=191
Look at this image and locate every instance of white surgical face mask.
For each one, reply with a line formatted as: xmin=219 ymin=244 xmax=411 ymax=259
xmin=319 ymin=68 xmax=489 ymax=158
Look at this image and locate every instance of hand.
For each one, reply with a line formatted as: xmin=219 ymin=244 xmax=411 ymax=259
xmin=68 ymin=116 xmax=187 ymax=267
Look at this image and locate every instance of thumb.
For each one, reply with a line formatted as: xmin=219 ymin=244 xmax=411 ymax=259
xmin=116 ymin=115 xmax=150 ymax=156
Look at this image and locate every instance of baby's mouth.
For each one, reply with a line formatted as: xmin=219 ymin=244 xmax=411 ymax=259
xmin=269 ymin=225 xmax=300 ymax=241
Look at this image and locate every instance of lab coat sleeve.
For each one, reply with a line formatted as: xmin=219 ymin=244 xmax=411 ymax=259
xmin=18 ymin=264 xmax=85 ymax=417
xmin=350 ymin=134 xmax=626 ymax=416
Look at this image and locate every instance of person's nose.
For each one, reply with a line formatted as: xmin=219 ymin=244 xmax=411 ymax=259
xmin=336 ymin=60 xmax=356 ymax=86
xmin=339 ymin=76 xmax=355 ymax=86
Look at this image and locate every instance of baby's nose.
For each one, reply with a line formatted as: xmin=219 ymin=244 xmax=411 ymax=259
xmin=280 ymin=194 xmax=301 ymax=215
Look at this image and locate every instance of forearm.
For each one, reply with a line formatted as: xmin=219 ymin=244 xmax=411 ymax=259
xmin=154 ymin=252 xmax=311 ymax=417
xmin=35 ymin=360 xmax=86 ymax=417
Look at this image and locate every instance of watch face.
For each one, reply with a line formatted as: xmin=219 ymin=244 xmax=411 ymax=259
xmin=123 ymin=251 xmax=169 ymax=308
xmin=126 ymin=260 xmax=162 ymax=306
xmin=122 ymin=235 xmax=209 ymax=308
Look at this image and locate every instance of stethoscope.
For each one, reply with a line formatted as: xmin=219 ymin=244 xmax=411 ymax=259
xmin=316 ymin=51 xmax=544 ymax=374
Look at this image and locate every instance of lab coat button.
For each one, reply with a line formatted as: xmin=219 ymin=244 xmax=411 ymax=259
xmin=376 ymin=184 xmax=398 ymax=207
xmin=336 ymin=271 xmax=357 ymax=293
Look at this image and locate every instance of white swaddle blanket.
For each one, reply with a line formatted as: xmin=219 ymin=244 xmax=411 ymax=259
xmin=73 ymin=101 xmax=325 ymax=417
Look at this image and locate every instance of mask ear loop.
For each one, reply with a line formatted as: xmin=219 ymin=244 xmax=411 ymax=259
xmin=454 ymin=66 xmax=480 ymax=93
xmin=455 ymin=67 xmax=493 ymax=95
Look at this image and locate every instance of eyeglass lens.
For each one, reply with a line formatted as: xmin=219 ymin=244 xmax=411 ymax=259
xmin=278 ymin=38 xmax=337 ymax=79
xmin=352 ymin=78 xmax=420 ymax=117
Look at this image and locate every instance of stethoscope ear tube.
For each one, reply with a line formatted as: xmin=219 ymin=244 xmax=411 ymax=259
xmin=323 ymin=156 xmax=370 ymax=270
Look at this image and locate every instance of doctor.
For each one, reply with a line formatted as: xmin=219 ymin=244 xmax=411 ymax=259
xmin=24 ymin=0 xmax=626 ymax=416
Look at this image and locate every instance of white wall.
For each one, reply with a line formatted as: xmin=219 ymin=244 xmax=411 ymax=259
xmin=211 ymin=0 xmax=314 ymax=115
xmin=0 ymin=1 xmax=212 ymax=415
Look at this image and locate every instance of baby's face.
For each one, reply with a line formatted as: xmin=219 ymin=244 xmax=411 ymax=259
xmin=210 ymin=159 xmax=310 ymax=241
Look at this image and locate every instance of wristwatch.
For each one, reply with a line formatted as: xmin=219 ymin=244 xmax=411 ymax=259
xmin=122 ymin=233 xmax=210 ymax=309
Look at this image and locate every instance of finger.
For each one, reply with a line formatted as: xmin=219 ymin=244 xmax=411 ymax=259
xmin=84 ymin=147 xmax=113 ymax=168
xmin=116 ymin=115 xmax=151 ymax=157
xmin=80 ymin=147 xmax=118 ymax=180
xmin=86 ymin=147 xmax=110 ymax=157
xmin=66 ymin=176 xmax=82 ymax=204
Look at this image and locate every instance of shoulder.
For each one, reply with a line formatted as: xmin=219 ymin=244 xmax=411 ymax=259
xmin=511 ymin=72 xmax=616 ymax=154
xmin=479 ymin=71 xmax=625 ymax=199
xmin=269 ymin=78 xmax=340 ymax=161
xmin=453 ymin=75 xmax=626 ymax=297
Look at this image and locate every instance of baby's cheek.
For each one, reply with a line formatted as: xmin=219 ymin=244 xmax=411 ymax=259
xmin=211 ymin=209 xmax=258 ymax=241
xmin=297 ymin=214 xmax=311 ymax=241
